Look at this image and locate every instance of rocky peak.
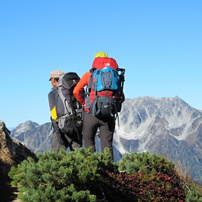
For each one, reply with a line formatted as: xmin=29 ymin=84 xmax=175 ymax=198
xmin=0 ymin=120 xmax=36 ymax=175
xmin=12 ymin=120 xmax=39 ymax=135
xmin=118 ymin=97 xmax=202 ymax=140
xmin=113 ymin=97 xmax=202 ymax=182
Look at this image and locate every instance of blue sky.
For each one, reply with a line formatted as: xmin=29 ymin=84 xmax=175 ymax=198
xmin=0 ymin=0 xmax=201 ymax=127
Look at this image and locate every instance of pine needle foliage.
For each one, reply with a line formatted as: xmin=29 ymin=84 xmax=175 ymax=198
xmin=118 ymin=151 xmax=175 ymax=176
xmin=8 ymin=147 xmax=119 ymax=202
xmin=8 ymin=149 xmax=202 ymax=201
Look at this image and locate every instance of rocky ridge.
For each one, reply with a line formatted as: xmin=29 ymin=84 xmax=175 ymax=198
xmin=0 ymin=120 xmax=36 ymax=201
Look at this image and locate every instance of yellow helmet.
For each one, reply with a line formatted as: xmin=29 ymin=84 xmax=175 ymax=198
xmin=94 ymin=52 xmax=108 ymax=58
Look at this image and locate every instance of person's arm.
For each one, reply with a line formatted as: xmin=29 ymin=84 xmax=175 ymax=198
xmin=73 ymin=72 xmax=91 ymax=105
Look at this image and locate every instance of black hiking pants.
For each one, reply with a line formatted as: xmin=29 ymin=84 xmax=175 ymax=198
xmin=83 ymin=111 xmax=115 ymax=160
xmin=52 ymin=130 xmax=82 ymax=152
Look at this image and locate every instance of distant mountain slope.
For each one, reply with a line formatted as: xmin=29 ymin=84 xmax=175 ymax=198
xmin=113 ymin=96 xmax=202 ymax=182
xmin=11 ymin=121 xmax=52 ymax=152
xmin=10 ymin=96 xmax=202 ymax=183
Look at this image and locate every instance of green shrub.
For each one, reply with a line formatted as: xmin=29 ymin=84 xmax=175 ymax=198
xmin=118 ymin=151 xmax=175 ymax=176
xmin=8 ymin=149 xmax=202 ymax=201
xmin=8 ymin=147 xmax=119 ymax=202
xmin=185 ymin=184 xmax=202 ymax=202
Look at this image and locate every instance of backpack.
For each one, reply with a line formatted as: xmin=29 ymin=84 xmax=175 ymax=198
xmin=92 ymin=57 xmax=118 ymax=70
xmin=56 ymin=72 xmax=83 ymax=138
xmin=88 ymin=61 xmax=125 ymax=118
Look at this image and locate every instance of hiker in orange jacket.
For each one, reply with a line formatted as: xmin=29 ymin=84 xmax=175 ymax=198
xmin=73 ymin=52 xmax=124 ymax=160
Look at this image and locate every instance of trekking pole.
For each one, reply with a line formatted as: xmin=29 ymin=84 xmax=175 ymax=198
xmin=118 ymin=68 xmax=125 ymax=97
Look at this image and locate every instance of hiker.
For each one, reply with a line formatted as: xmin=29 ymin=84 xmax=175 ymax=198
xmin=73 ymin=52 xmax=125 ymax=160
xmin=48 ymin=70 xmax=82 ymax=152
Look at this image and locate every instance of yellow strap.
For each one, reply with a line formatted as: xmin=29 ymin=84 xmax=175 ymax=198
xmin=50 ymin=106 xmax=58 ymax=120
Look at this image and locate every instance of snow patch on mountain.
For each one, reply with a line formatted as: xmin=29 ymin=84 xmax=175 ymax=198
xmin=114 ymin=96 xmax=202 ymax=155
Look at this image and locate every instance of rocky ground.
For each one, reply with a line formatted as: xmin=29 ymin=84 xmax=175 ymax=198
xmin=0 ymin=121 xmax=36 ymax=202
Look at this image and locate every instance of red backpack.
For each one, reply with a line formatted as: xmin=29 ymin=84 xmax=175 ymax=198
xmin=88 ymin=57 xmax=125 ymax=118
xmin=92 ymin=57 xmax=118 ymax=70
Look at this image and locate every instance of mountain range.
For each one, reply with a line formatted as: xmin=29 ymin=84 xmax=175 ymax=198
xmin=10 ymin=96 xmax=202 ymax=183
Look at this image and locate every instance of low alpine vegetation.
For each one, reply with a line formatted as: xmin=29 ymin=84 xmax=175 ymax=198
xmin=9 ymin=148 xmax=202 ymax=201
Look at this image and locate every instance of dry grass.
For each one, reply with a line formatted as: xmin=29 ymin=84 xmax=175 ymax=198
xmin=174 ymin=160 xmax=193 ymax=183
xmin=174 ymin=160 xmax=202 ymax=195
xmin=0 ymin=150 xmax=14 ymax=165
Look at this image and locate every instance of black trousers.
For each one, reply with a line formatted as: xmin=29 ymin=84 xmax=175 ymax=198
xmin=83 ymin=111 xmax=115 ymax=160
xmin=52 ymin=130 xmax=82 ymax=152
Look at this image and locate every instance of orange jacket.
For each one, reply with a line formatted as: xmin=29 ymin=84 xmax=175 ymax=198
xmin=73 ymin=71 xmax=91 ymax=106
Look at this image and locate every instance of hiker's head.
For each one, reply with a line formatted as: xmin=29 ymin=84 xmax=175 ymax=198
xmin=94 ymin=52 xmax=108 ymax=58
xmin=49 ymin=70 xmax=64 ymax=87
